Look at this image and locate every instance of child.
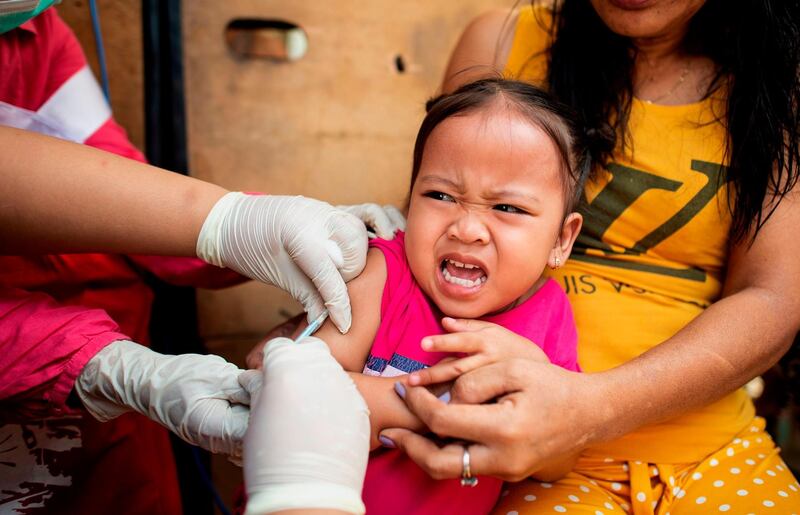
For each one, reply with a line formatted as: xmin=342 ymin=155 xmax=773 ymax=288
xmin=290 ymin=78 xmax=589 ymax=514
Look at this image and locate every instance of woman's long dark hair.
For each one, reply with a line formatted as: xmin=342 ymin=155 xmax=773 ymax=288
xmin=541 ymin=0 xmax=800 ymax=242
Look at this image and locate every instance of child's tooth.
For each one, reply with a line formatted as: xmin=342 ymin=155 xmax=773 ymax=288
xmin=442 ymin=266 xmax=486 ymax=288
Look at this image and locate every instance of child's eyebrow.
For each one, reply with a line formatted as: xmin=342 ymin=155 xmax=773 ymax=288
xmin=482 ymin=189 xmax=542 ymax=206
xmin=417 ymin=175 xmax=465 ymax=193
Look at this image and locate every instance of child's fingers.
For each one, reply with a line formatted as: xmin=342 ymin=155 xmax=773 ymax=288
xmin=420 ymin=331 xmax=485 ymax=354
xmin=441 ymin=317 xmax=499 ymax=333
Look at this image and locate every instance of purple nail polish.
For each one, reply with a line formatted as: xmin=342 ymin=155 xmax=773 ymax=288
xmin=438 ymin=390 xmax=451 ymax=404
xmin=394 ymin=382 xmax=406 ymax=398
xmin=379 ymin=435 xmax=396 ymax=448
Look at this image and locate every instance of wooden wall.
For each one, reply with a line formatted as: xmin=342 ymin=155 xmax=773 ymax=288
xmin=184 ymin=0 xmax=514 ymax=364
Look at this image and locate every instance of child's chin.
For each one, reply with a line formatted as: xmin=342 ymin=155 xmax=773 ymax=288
xmin=438 ymin=301 xmax=492 ymax=320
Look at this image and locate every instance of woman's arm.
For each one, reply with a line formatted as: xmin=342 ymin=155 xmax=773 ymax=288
xmin=0 ymin=126 xmax=378 ymax=332
xmin=0 ymin=127 xmax=226 ymax=256
xmin=441 ymin=9 xmax=517 ymax=93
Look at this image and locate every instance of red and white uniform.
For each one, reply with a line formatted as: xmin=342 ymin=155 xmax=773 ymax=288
xmin=0 ymin=9 xmax=244 ymax=513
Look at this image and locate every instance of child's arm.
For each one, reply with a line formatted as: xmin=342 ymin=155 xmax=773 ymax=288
xmin=291 ymin=248 xmax=426 ymax=449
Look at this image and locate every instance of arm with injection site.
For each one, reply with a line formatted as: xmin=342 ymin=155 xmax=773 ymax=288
xmin=290 ymin=249 xmax=427 ymax=449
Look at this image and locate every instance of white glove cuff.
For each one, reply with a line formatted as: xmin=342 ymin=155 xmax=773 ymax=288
xmin=244 ymin=483 xmax=365 ymax=515
xmin=74 ymin=339 xmax=143 ymax=422
xmin=196 ymin=191 xmax=248 ymax=267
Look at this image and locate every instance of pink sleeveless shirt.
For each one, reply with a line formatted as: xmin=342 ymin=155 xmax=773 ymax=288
xmin=362 ymin=234 xmax=580 ymax=515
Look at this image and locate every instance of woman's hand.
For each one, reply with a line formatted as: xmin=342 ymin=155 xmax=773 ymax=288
xmin=243 ymin=337 xmax=370 ymax=515
xmin=380 ymin=359 xmax=601 ymax=482
xmin=407 ymin=318 xmax=550 ymax=387
xmin=336 ymin=203 xmax=406 ymax=240
xmin=75 ymin=340 xmax=253 ymax=458
xmin=196 ymin=193 xmax=368 ymax=333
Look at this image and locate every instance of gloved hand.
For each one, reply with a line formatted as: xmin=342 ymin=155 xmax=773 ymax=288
xmin=336 ymin=203 xmax=406 ymax=240
xmin=74 ymin=340 xmax=251 ymax=458
xmin=242 ymin=337 xmax=370 ymax=515
xmin=196 ymin=193 xmax=367 ymax=332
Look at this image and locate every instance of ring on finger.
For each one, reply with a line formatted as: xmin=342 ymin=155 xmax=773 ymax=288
xmin=460 ymin=444 xmax=479 ymax=487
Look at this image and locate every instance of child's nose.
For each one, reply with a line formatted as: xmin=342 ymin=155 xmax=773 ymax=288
xmin=446 ymin=211 xmax=490 ymax=245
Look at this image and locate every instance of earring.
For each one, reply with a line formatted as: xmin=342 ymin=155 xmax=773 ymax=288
xmin=550 ymin=256 xmax=561 ymax=270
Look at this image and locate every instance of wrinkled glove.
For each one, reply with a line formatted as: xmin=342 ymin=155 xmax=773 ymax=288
xmin=197 ymin=193 xmax=367 ymax=332
xmin=75 ymin=340 xmax=251 ymax=458
xmin=242 ymin=337 xmax=370 ymax=515
xmin=336 ymin=203 xmax=406 ymax=240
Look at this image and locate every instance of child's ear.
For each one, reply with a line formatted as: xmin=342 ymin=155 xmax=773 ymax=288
xmin=548 ymin=212 xmax=583 ymax=269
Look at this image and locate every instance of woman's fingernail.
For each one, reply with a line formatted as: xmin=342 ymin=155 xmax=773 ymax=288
xmin=394 ymin=382 xmax=406 ymax=399
xmin=442 ymin=317 xmax=454 ymax=324
xmin=438 ymin=390 xmax=451 ymax=404
xmin=421 ymin=338 xmax=432 ymax=350
xmin=408 ymin=373 xmax=420 ymax=385
xmin=378 ymin=435 xmax=396 ymax=448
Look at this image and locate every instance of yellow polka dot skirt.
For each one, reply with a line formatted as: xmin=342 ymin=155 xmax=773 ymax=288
xmin=493 ymin=418 xmax=799 ymax=514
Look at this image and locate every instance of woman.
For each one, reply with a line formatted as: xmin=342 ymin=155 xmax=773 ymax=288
xmin=380 ymin=0 xmax=800 ymax=513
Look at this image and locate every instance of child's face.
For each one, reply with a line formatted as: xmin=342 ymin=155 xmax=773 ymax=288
xmin=405 ymin=107 xmax=580 ymax=319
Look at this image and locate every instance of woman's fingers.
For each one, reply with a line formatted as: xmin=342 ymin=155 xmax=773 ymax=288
xmin=379 ymin=429 xmax=512 ymax=481
xmin=447 ymin=360 xmax=529 ymax=404
xmin=398 ymin=380 xmax=514 ymax=441
xmin=378 ymin=429 xmax=460 ymax=479
xmin=408 ymin=354 xmax=487 ymax=386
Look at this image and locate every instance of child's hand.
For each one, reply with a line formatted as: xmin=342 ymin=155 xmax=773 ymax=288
xmin=408 ymin=318 xmax=550 ymax=387
xmin=245 ymin=314 xmax=304 ymax=369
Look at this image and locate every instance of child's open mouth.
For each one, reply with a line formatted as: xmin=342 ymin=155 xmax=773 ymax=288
xmin=439 ymin=258 xmax=487 ymax=289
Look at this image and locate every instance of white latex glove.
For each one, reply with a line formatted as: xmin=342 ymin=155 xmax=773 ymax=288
xmin=197 ymin=193 xmax=367 ymax=332
xmin=242 ymin=337 xmax=370 ymax=515
xmin=336 ymin=203 xmax=406 ymax=240
xmin=75 ymin=340 xmax=251 ymax=458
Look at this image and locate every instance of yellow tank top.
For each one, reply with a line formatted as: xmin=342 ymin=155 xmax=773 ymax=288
xmin=505 ymin=6 xmax=754 ymax=463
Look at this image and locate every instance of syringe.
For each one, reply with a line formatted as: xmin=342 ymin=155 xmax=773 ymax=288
xmin=293 ymin=310 xmax=329 ymax=343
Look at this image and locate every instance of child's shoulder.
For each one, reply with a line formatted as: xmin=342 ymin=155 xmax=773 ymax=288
xmin=348 ymin=246 xmax=388 ymax=306
xmin=368 ymin=231 xmax=407 ymax=265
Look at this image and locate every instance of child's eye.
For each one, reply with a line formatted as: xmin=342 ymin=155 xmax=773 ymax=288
xmin=423 ymin=191 xmax=455 ymax=202
xmin=493 ymin=204 xmax=528 ymax=215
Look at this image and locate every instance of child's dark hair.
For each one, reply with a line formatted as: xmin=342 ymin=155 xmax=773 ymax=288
xmin=412 ymin=78 xmax=591 ymax=213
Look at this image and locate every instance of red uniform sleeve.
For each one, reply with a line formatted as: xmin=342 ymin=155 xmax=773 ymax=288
xmin=127 ymin=255 xmax=247 ymax=289
xmin=0 ymin=286 xmax=130 ymax=421
xmin=43 ymin=10 xmax=148 ymax=162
